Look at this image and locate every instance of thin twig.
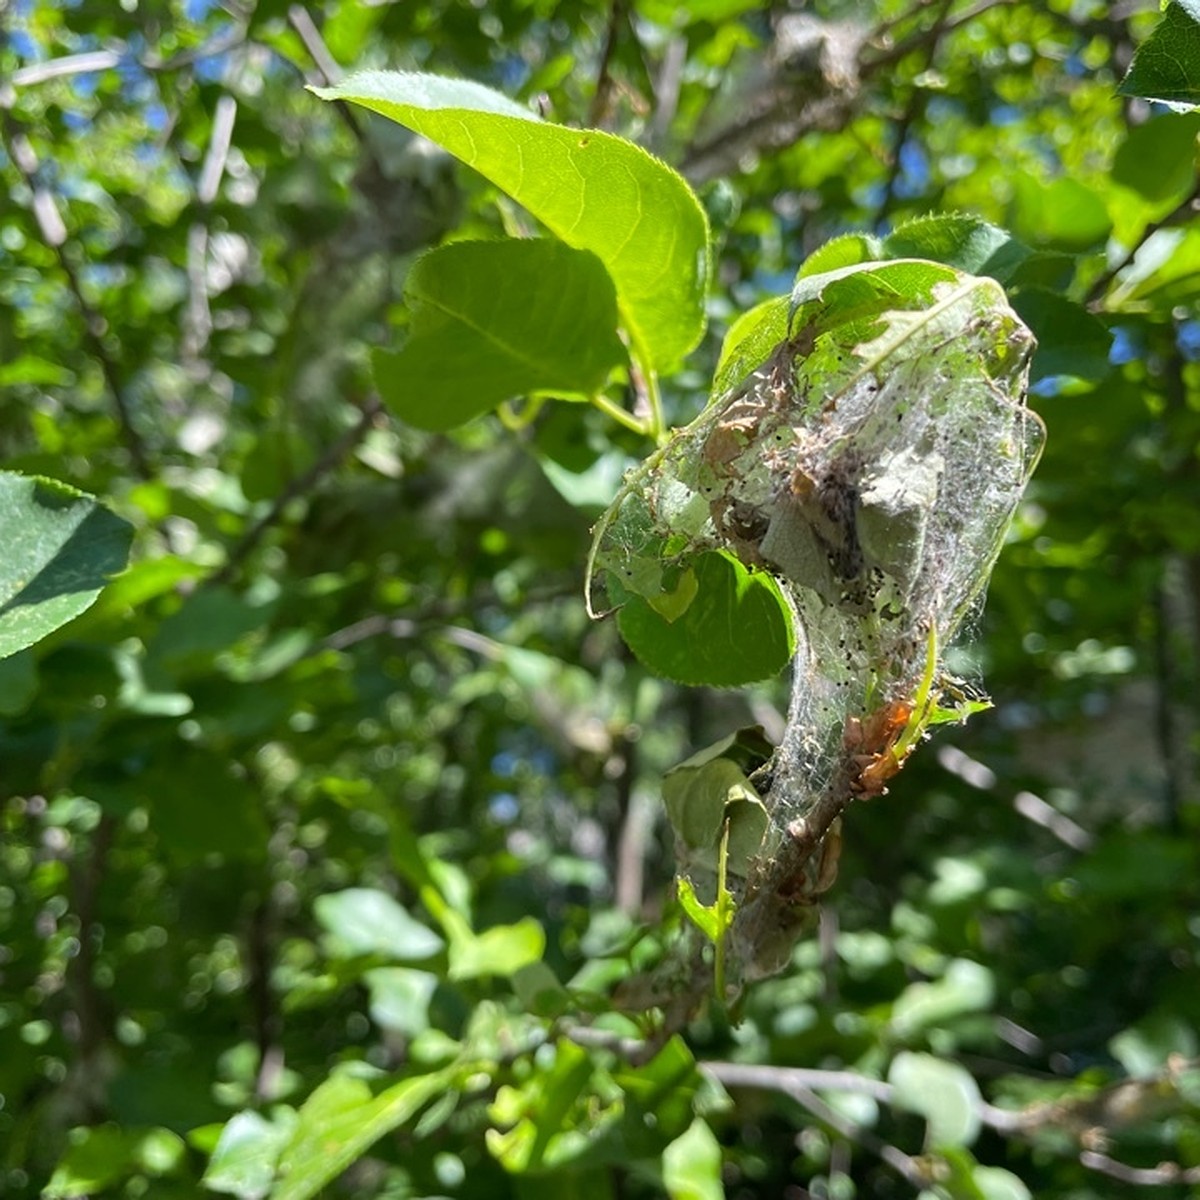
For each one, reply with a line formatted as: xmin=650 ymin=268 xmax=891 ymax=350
xmin=711 ymin=1066 xmax=928 ymax=1189
xmin=1080 ymin=1151 xmax=1200 ymax=1187
xmin=863 ymin=0 xmax=1015 ymax=75
xmin=588 ymin=0 xmax=626 ymax=128
xmin=0 ymin=104 xmax=152 ymax=477
xmin=142 ymin=24 xmax=247 ymax=73
xmin=288 ymin=5 xmax=343 ymax=86
xmin=876 ymin=0 xmax=954 ymax=223
xmin=12 ymin=50 xmax=122 ymax=87
xmin=184 ymin=93 xmax=238 ymax=365
xmin=210 ymin=394 xmax=385 ymax=585
xmin=286 ymin=4 xmax=365 ymax=145
xmin=702 ymin=1061 xmax=895 ymax=1103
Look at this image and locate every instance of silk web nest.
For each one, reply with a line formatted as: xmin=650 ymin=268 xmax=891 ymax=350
xmin=591 ymin=261 xmax=1044 ymax=973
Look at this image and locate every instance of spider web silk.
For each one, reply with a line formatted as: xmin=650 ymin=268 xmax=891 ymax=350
xmin=596 ymin=269 xmax=1043 ymax=897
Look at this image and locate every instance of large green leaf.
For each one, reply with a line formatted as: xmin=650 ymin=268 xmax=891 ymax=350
xmin=314 ymin=71 xmax=710 ymax=370
xmin=0 ymin=472 xmax=133 ymax=660
xmin=374 ymin=239 xmax=626 ymax=431
xmin=616 ymin=551 xmax=795 ymax=687
xmin=1119 ymin=2 xmax=1200 ymax=109
xmin=272 ymin=1067 xmax=456 ymax=1200
xmin=1010 ymin=173 xmax=1111 ymax=251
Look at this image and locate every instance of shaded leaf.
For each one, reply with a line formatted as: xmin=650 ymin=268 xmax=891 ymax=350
xmin=1010 ymin=288 xmax=1112 ymax=382
xmin=1112 ymin=113 xmax=1200 ymax=203
xmin=0 ymin=472 xmax=133 ymax=660
xmin=616 ymin=551 xmax=795 ymax=687
xmin=374 ymin=239 xmax=626 ymax=431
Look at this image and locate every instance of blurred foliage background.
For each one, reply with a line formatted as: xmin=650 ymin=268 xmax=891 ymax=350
xmin=2 ymin=0 xmax=1199 ymax=1197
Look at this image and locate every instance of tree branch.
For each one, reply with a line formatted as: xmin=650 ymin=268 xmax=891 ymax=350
xmin=1079 ymin=1151 xmax=1200 ymax=1187
xmin=210 ymin=394 xmax=385 ymax=586
xmin=588 ymin=0 xmax=627 ymax=128
xmin=0 ymin=101 xmax=152 ymax=478
xmin=1086 ymin=180 xmax=1200 ymax=309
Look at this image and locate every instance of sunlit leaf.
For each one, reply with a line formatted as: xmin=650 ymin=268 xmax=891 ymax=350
xmin=1119 ymin=2 xmax=1200 ymax=109
xmin=662 ymin=1118 xmax=723 ymax=1200
xmin=888 ymin=1052 xmax=982 ymax=1149
xmin=314 ymin=888 xmax=445 ymax=961
xmin=273 ymin=1067 xmax=456 ymax=1200
xmin=314 ymin=70 xmax=709 ymax=369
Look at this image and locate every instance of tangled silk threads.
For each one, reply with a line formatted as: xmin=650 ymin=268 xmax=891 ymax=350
xmin=594 ymin=262 xmax=1044 ymax=979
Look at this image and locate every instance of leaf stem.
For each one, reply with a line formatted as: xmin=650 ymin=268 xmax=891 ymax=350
xmin=497 ymin=395 xmax=546 ymax=431
xmin=590 ymin=391 xmax=650 ymax=437
xmin=714 ymin=816 xmax=731 ymax=1005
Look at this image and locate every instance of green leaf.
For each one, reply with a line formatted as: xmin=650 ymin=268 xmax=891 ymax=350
xmin=314 ymin=888 xmax=445 ymax=961
xmin=712 ymin=295 xmax=790 ymax=396
xmin=1109 ymin=1012 xmax=1198 ymax=1078
xmin=45 ymin=1126 xmax=186 ymax=1198
xmin=447 ymin=916 xmax=546 ymax=981
xmin=616 ymin=551 xmax=795 ymax=687
xmin=1119 ymin=3 xmax=1200 ymax=109
xmin=314 ymin=70 xmax=710 ymax=370
xmin=1010 ymin=172 xmax=1112 ymax=251
xmin=972 ymin=1167 xmax=1033 ymax=1200
xmin=1112 ymin=113 xmax=1200 ymax=203
xmin=273 ymin=1067 xmax=456 ymax=1200
xmin=486 ymin=1040 xmax=601 ymax=1172
xmin=1010 ymin=288 xmax=1112 ymax=382
xmin=364 ymin=967 xmax=439 ymax=1037
xmin=204 ymin=1112 xmax=292 ymax=1200
xmin=890 ymin=959 xmax=995 ymax=1039
xmin=677 ymin=876 xmax=727 ymax=943
xmin=797 ymin=232 xmax=883 ymax=279
xmin=662 ymin=1118 xmax=723 ymax=1200
xmin=0 ymin=472 xmax=133 ymax=660
xmin=374 ymin=239 xmax=626 ymax=431
xmin=44 ymin=1126 xmax=137 ymax=1198
xmin=662 ymin=743 xmax=774 ymax=878
xmin=888 ymin=1052 xmax=983 ymax=1149
xmin=882 ymin=215 xmax=1030 ymax=284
